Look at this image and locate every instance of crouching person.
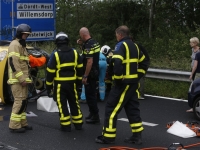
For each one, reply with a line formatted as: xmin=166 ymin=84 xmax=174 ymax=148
xmin=46 ymin=32 xmax=83 ymax=132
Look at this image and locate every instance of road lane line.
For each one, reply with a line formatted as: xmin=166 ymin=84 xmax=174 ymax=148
xmin=118 ymin=118 xmax=158 ymax=127
xmin=145 ymin=94 xmax=188 ymax=102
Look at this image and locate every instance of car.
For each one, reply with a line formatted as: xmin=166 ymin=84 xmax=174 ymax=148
xmin=188 ymin=78 xmax=200 ymax=120
xmin=0 ymin=40 xmax=49 ymax=104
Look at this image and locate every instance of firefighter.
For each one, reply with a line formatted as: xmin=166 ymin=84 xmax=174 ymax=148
xmin=46 ymin=32 xmax=83 ymax=132
xmin=77 ymin=27 xmax=100 ymax=124
xmin=95 ymin=25 xmax=149 ymax=144
xmin=8 ymin=24 xmax=32 ymax=133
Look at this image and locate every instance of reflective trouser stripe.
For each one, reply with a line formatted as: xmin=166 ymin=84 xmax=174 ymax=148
xmin=57 ymin=84 xmax=71 ymax=126
xmin=72 ymin=83 xmax=83 ymax=124
xmin=10 ymin=113 xmax=21 ymax=122
xmin=103 ymin=85 xmax=130 ymax=138
xmin=21 ymin=112 xmax=26 ymax=120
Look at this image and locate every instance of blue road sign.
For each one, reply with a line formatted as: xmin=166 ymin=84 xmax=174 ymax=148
xmin=0 ymin=0 xmax=56 ymax=41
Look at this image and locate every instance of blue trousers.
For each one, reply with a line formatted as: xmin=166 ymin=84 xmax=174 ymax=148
xmin=81 ymin=60 xmax=107 ymax=100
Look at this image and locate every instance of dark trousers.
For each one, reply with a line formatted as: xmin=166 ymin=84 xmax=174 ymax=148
xmin=53 ymin=82 xmax=83 ymax=127
xmin=85 ymin=77 xmax=99 ymax=114
xmin=102 ymin=83 xmax=144 ymax=140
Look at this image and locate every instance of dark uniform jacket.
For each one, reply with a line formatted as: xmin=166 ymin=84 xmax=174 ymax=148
xmin=111 ymin=37 xmax=149 ymax=84
xmin=46 ymin=45 xmax=83 ymax=90
xmin=81 ymin=38 xmax=100 ymax=74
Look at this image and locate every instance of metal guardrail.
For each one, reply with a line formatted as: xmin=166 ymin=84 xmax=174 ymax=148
xmin=146 ymin=68 xmax=191 ymax=82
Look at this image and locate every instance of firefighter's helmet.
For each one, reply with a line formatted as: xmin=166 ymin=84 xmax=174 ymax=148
xmin=100 ymin=45 xmax=111 ymax=55
xmin=55 ymin=32 xmax=69 ymax=44
xmin=16 ymin=24 xmax=32 ymax=35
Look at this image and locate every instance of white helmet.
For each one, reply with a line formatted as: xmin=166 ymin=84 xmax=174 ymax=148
xmin=100 ymin=45 xmax=111 ymax=55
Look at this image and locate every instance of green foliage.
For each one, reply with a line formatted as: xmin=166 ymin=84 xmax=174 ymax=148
xmin=34 ymin=0 xmax=200 ymax=99
xmin=145 ymin=78 xmax=191 ymax=100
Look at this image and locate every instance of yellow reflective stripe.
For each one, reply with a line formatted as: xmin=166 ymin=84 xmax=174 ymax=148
xmin=134 ymin=43 xmax=140 ymax=60
xmin=10 ymin=113 xmax=21 ymax=122
xmin=77 ymin=76 xmax=82 ymax=80
xmin=123 ymin=74 xmax=138 ymax=79
xmin=21 ymin=112 xmax=26 ymax=119
xmin=130 ymin=122 xmax=143 ymax=127
xmin=74 ymin=83 xmax=82 ymax=115
xmin=113 ymin=75 xmax=123 ymax=79
xmin=72 ymin=120 xmax=83 ymax=123
xmin=46 ymin=81 xmax=53 ymax=85
xmin=137 ymin=69 xmax=146 ymax=74
xmin=104 ymin=133 xmax=116 ymax=138
xmin=8 ymin=52 xmax=20 ymax=57
xmin=83 ymin=46 xmax=100 ymax=54
xmin=139 ymin=55 xmax=145 ymax=62
xmin=60 ymin=116 xmax=70 ymax=121
xmin=132 ymin=127 xmax=144 ymax=133
xmin=74 ymin=50 xmax=78 ymax=66
xmin=72 ymin=114 xmax=83 ymax=119
xmin=54 ymin=52 xmax=61 ymax=78
xmin=20 ymin=56 xmax=29 ymax=60
xmin=123 ymin=42 xmax=130 ymax=75
xmin=77 ymin=64 xmax=83 ymax=68
xmin=105 ymin=127 xmax=116 ymax=132
xmin=112 ymin=55 xmax=124 ymax=61
xmin=58 ymin=63 xmax=76 ymax=68
xmin=26 ymin=78 xmax=32 ymax=82
xmin=15 ymin=71 xmax=23 ymax=78
xmin=56 ymin=84 xmax=65 ymax=121
xmin=8 ymin=78 xmax=31 ymax=83
xmin=109 ymin=85 xmax=129 ymax=129
xmin=54 ymin=77 xmax=76 ymax=81
xmin=47 ymin=67 xmax=56 ymax=73
xmin=61 ymin=121 xmax=71 ymax=125
xmin=123 ymin=58 xmax=137 ymax=63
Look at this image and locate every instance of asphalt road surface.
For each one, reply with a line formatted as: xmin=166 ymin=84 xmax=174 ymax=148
xmin=0 ymin=95 xmax=200 ymax=150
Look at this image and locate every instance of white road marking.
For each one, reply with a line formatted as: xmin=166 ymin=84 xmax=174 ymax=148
xmin=118 ymin=118 xmax=158 ymax=127
xmin=145 ymin=94 xmax=188 ymax=102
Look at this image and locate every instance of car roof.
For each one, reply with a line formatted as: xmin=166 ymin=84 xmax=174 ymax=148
xmin=0 ymin=40 xmax=11 ymax=46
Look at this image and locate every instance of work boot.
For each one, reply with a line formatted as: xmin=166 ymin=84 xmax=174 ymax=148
xmin=85 ymin=113 xmax=93 ymax=120
xmin=9 ymin=128 xmax=26 ymax=133
xmin=60 ymin=125 xmax=71 ymax=132
xmin=95 ymin=135 xmax=115 ymax=144
xmin=23 ymin=125 xmax=33 ymax=130
xmin=86 ymin=114 xmax=100 ymax=124
xmin=124 ymin=132 xmax=142 ymax=145
xmin=74 ymin=124 xmax=83 ymax=130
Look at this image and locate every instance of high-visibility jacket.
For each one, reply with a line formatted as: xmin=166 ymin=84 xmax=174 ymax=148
xmin=7 ymin=39 xmax=32 ymax=84
xmin=46 ymin=45 xmax=83 ymax=89
xmin=111 ymin=37 xmax=148 ymax=84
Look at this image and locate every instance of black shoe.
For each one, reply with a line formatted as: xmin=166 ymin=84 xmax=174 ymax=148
xmin=95 ymin=135 xmax=115 ymax=144
xmin=74 ymin=124 xmax=82 ymax=130
xmin=85 ymin=113 xmax=93 ymax=120
xmin=23 ymin=125 xmax=33 ymax=130
xmin=124 ymin=132 xmax=142 ymax=145
xmin=9 ymin=128 xmax=26 ymax=133
xmin=86 ymin=114 xmax=100 ymax=124
xmin=60 ymin=126 xmax=71 ymax=132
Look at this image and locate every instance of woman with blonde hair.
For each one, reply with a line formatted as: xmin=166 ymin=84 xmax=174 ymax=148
xmin=187 ymin=37 xmax=200 ymax=112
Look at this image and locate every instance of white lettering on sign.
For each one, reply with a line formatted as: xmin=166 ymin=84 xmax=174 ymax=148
xmin=28 ymin=31 xmax=54 ymax=38
xmin=17 ymin=11 xmax=54 ymax=19
xmin=17 ymin=3 xmax=53 ymax=10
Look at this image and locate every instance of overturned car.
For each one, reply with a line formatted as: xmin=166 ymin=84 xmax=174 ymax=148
xmin=0 ymin=40 xmax=49 ymax=104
